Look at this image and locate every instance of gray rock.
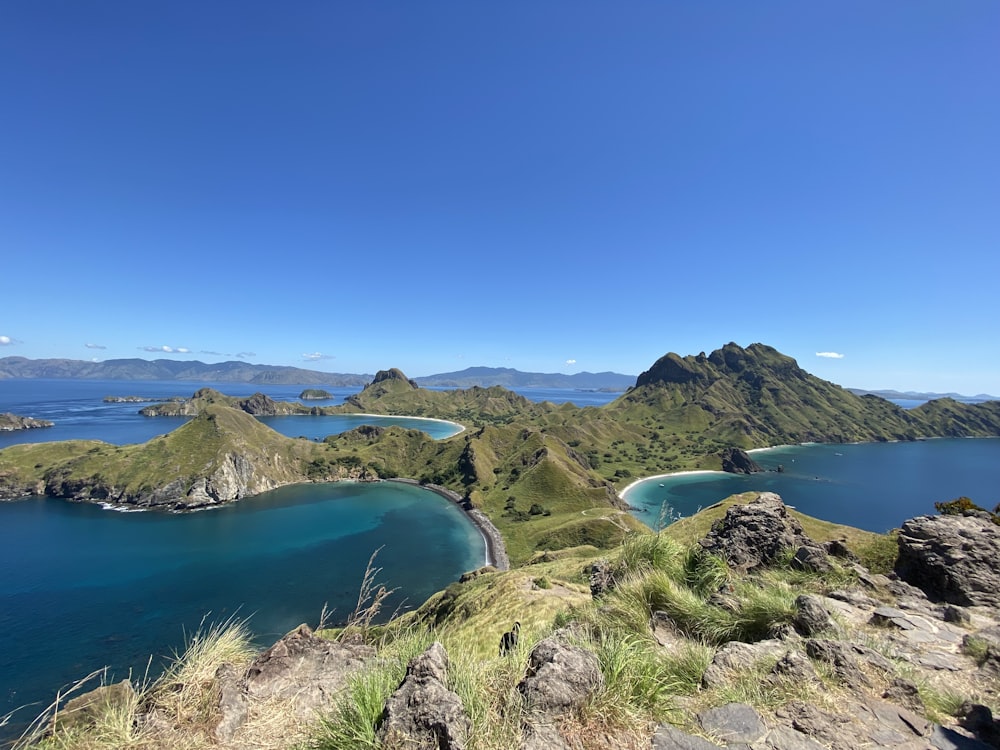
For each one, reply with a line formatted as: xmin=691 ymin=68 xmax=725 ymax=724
xmin=793 ymin=595 xmax=834 ymax=636
xmin=943 ymin=605 xmax=973 ymax=625
xmin=651 ymin=724 xmax=724 ymax=750
xmin=804 ymin=639 xmax=893 ymax=691
xmin=701 ymin=639 xmax=785 ymax=689
xmin=791 ymin=544 xmax=833 ymax=573
xmin=517 ymin=635 xmax=603 ymax=716
xmin=377 ymin=642 xmax=471 ymax=750
xmin=588 ymin=559 xmax=616 ymax=598
xmin=764 ymin=726 xmax=830 ymax=750
xmin=776 ymin=701 xmax=855 ymax=750
xmin=895 ymin=514 xmax=1000 ymax=608
xmin=932 ymin=725 xmax=996 ymax=749
xmin=883 ymin=678 xmax=926 ymax=713
xmin=698 ymin=702 xmax=766 ymax=744
xmin=699 ymin=493 xmax=819 ymax=571
xmin=243 ymin=623 xmax=375 ymax=717
xmin=214 ymin=663 xmax=248 ymax=742
xmin=719 ymin=447 xmax=762 ymax=474
xmin=770 ymin=650 xmax=820 ymax=685
xmin=520 ymin=721 xmax=570 ymax=750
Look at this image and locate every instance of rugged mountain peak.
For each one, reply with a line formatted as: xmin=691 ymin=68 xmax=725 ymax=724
xmin=634 ymin=343 xmax=802 ymax=389
xmin=370 ymin=368 xmax=418 ymax=389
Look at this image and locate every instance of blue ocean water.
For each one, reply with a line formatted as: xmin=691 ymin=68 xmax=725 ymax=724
xmin=625 ymin=438 xmax=1000 ymax=534
xmin=0 ymin=482 xmax=483 ymax=736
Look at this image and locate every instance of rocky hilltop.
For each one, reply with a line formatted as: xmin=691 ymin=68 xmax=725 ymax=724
xmin=617 ymin=342 xmax=1000 ymax=447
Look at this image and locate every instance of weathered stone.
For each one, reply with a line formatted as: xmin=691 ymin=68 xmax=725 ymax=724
xmin=770 ymin=650 xmax=820 ymax=685
xmin=823 ymin=538 xmax=858 ymax=561
xmin=517 ymin=635 xmax=603 ymax=715
xmin=883 ymin=678 xmax=926 ymax=713
xmin=243 ymin=623 xmax=375 ymax=718
xmin=699 ymin=493 xmax=819 ymax=571
xmin=377 ymin=642 xmax=471 ymax=750
xmin=791 ymin=544 xmax=833 ymax=573
xmin=214 ymin=662 xmax=248 ymax=742
xmin=776 ymin=701 xmax=854 ymax=750
xmin=588 ymin=559 xmax=616 ymax=598
xmin=520 ymin=721 xmax=570 ymax=750
xmin=698 ymin=702 xmax=767 ymax=744
xmin=931 ymin=724 xmax=996 ymax=749
xmin=701 ymin=640 xmax=785 ymax=689
xmin=651 ymin=724 xmax=724 ymax=750
xmin=895 ymin=514 xmax=1000 ymax=608
xmin=943 ymin=605 xmax=973 ymax=625
xmin=764 ymin=726 xmax=830 ymax=750
xmin=804 ymin=639 xmax=893 ymax=691
xmin=793 ymin=595 xmax=834 ymax=636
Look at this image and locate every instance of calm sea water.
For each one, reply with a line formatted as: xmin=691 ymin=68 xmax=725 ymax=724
xmin=0 ymin=482 xmax=483 ymax=736
xmin=625 ymin=438 xmax=1000 ymax=534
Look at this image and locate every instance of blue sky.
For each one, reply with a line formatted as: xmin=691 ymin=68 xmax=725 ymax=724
xmin=2 ymin=2 xmax=998 ymax=394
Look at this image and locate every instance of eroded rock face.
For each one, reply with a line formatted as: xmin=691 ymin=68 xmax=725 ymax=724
xmin=699 ymin=493 xmax=829 ymax=572
xmin=377 ymin=642 xmax=471 ymax=750
xmin=244 ymin=624 xmax=374 ymax=712
xmin=517 ymin=635 xmax=603 ymax=715
xmin=719 ymin=447 xmax=762 ymax=474
xmin=895 ymin=513 xmax=1000 ymax=607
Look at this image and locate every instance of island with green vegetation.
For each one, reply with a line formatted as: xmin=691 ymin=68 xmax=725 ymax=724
xmin=299 ymin=388 xmax=334 ymax=400
xmin=4 ymin=342 xmax=1000 ymax=749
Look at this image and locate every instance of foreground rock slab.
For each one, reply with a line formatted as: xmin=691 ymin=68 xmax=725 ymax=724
xmin=377 ymin=642 xmax=471 ymax=750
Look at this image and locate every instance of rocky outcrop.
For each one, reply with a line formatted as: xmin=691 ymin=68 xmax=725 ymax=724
xmin=215 ymin=624 xmax=375 ymax=741
xmin=895 ymin=513 xmax=1000 ymax=607
xmin=371 ymin=368 xmax=419 ymax=389
xmin=518 ymin=634 xmax=603 ymax=715
xmin=0 ymin=412 xmax=54 ymax=430
xmin=699 ymin=493 xmax=830 ymax=572
xmin=377 ymin=642 xmax=471 ymax=750
xmin=719 ymin=446 xmax=762 ymax=474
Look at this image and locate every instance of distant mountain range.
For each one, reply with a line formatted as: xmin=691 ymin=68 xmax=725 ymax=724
xmin=412 ymin=367 xmax=635 ymax=390
xmin=0 ymin=357 xmax=635 ymax=390
xmin=848 ymin=388 xmax=999 ymax=403
xmin=2 ymin=356 xmax=997 ymax=401
xmin=0 ymin=357 xmax=373 ymax=386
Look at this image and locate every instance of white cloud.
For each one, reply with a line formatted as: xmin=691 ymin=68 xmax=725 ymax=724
xmin=0 ymin=335 xmax=12 ymax=346
xmin=565 ymin=359 xmax=577 ymax=365
xmin=816 ymin=351 xmax=845 ymax=359
xmin=236 ymin=351 xmax=256 ymax=359
xmin=141 ymin=345 xmax=191 ymax=354
xmin=302 ymin=352 xmax=334 ymax=361
xmin=85 ymin=343 xmax=107 ymax=350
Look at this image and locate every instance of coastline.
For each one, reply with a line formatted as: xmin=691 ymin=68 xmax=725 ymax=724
xmin=387 ymin=478 xmax=510 ymax=572
xmin=346 ymin=412 xmax=466 ymax=437
xmin=619 ymin=470 xmax=727 ymax=502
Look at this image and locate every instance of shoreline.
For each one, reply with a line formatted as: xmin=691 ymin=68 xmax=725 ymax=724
xmin=619 ymin=469 xmax=726 ymax=502
xmin=341 ymin=412 xmax=466 ymax=437
xmin=388 ymin=478 xmax=510 ymax=572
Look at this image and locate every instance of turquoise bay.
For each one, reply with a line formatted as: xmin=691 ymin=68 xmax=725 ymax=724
xmin=625 ymin=438 xmax=1000 ymax=533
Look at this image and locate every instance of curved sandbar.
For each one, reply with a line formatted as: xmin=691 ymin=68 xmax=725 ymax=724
xmin=388 ymin=478 xmax=510 ymax=571
xmin=347 ymin=413 xmax=466 ymax=438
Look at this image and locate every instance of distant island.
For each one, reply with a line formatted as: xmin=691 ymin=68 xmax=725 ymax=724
xmin=412 ymin=366 xmax=636 ymax=390
xmin=0 ymin=412 xmax=54 ymax=431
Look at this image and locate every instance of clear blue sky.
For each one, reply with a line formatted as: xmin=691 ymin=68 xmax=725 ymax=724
xmin=2 ymin=2 xmax=998 ymax=394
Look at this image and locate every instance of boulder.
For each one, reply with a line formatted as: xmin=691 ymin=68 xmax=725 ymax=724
xmin=377 ymin=642 xmax=471 ymax=750
xmin=517 ymin=635 xmax=603 ymax=716
xmin=895 ymin=514 xmax=1000 ymax=607
xmin=699 ymin=493 xmax=829 ymax=572
xmin=698 ymin=702 xmax=767 ymax=744
xmin=236 ymin=624 xmax=373 ymax=722
xmin=793 ymin=595 xmax=834 ymax=636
